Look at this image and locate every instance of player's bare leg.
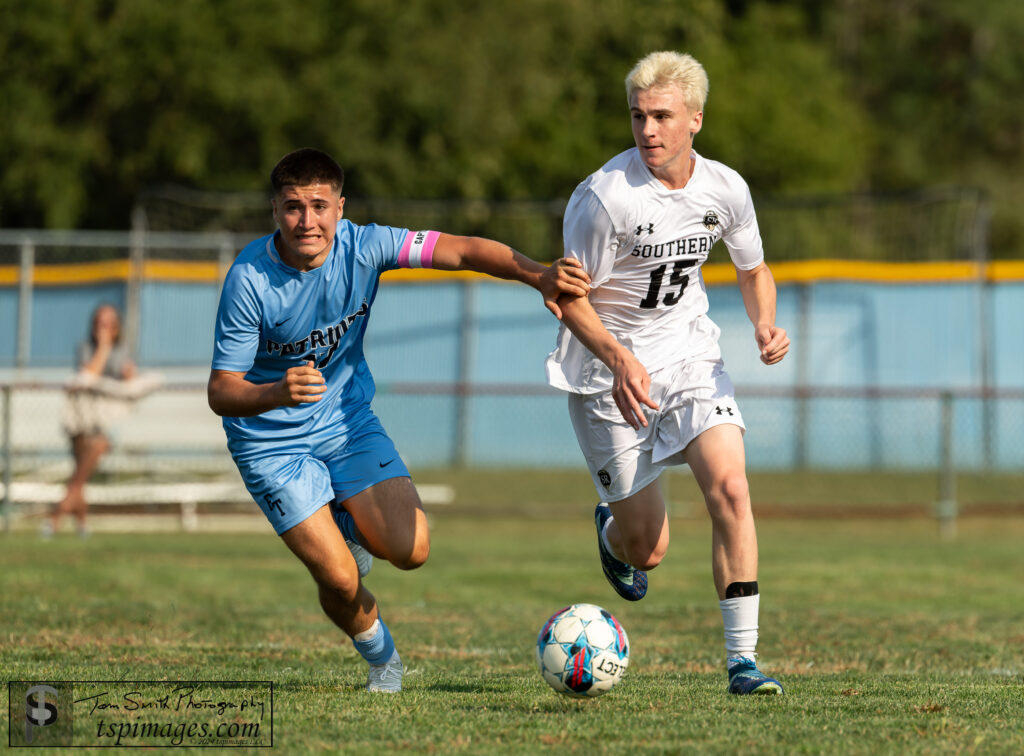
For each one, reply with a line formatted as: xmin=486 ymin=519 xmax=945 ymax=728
xmin=281 ymin=506 xmax=403 ymax=691
xmin=607 ymin=482 xmax=670 ymax=571
xmin=684 ymin=423 xmax=782 ymax=694
xmin=683 ymin=424 xmax=757 ymax=599
xmin=280 ymin=506 xmax=377 ymax=635
xmin=319 ymin=477 xmax=426 ymax=692
xmin=594 ymin=482 xmax=668 ymax=601
xmin=340 ymin=477 xmax=430 ymax=571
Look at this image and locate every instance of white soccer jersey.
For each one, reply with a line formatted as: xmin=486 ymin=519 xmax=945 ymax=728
xmin=545 ymin=148 xmax=765 ymax=393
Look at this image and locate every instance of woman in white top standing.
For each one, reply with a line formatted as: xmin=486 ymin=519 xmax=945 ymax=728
xmin=44 ymin=304 xmax=136 ymax=538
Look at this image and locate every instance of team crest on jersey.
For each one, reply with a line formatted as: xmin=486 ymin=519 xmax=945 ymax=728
xmin=702 ymin=209 xmax=720 ymax=231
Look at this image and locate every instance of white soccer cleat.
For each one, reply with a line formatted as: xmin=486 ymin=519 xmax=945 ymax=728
xmin=367 ymin=650 xmax=403 ymax=693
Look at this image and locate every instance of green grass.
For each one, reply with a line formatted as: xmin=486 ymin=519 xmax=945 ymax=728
xmin=410 ymin=467 xmax=1024 ymax=518
xmin=3 ymin=507 xmax=1023 ymax=754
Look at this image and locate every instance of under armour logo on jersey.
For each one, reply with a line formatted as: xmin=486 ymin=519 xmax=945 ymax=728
xmin=635 ymin=222 xmax=654 ymax=235
xmin=715 ymin=405 xmax=734 ymax=416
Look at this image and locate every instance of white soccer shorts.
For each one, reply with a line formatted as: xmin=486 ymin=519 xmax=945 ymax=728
xmin=567 ymin=355 xmax=745 ymax=502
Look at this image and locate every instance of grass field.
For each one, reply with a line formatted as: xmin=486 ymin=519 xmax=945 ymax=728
xmin=3 ymin=471 xmax=1023 ymax=754
xmin=409 ymin=468 xmax=1024 ymax=519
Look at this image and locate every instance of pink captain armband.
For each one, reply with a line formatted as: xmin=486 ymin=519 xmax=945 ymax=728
xmin=397 ymin=230 xmax=441 ymax=268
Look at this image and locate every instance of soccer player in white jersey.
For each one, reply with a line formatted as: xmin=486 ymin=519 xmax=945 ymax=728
xmin=209 ymin=148 xmax=589 ymax=693
xmin=545 ymin=52 xmax=790 ymax=694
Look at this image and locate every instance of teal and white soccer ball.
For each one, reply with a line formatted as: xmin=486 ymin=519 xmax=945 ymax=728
xmin=536 ymin=603 xmax=630 ymax=697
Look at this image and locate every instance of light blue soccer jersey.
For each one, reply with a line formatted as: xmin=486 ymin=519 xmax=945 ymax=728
xmin=212 ymin=219 xmax=428 ymax=456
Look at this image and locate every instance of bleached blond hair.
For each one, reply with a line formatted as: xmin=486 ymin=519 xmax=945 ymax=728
xmin=625 ymin=51 xmax=709 ymax=112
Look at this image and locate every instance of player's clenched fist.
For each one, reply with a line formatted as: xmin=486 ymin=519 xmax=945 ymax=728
xmin=541 ymin=257 xmax=591 ymax=320
xmin=278 ymin=361 xmax=327 ymax=406
xmin=755 ymin=325 xmax=790 ymax=365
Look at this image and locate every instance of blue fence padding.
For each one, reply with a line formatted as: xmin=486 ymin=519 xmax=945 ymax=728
xmin=365 ymin=282 xmax=466 ymax=384
xmin=0 ymin=293 xmax=18 ymax=363
xmin=991 ymin=283 xmax=1024 ymax=388
xmin=707 ymin=284 xmax=800 ymax=386
xmin=2 ymin=277 xmax=1023 ymax=470
xmin=139 ymin=282 xmax=220 ymax=365
xmin=372 ymin=393 xmax=461 ymax=467
xmin=26 ymin=285 xmax=127 ymax=366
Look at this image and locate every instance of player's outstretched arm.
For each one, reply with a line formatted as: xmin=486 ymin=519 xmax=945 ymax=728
xmin=736 ymin=262 xmax=790 ymax=365
xmin=556 ymin=293 xmax=659 ymax=430
xmin=208 ymin=362 xmax=326 ymax=417
xmin=428 ymin=234 xmax=590 ymax=319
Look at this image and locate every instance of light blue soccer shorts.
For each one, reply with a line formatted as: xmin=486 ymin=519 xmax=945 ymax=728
xmin=232 ymin=414 xmax=410 ymax=535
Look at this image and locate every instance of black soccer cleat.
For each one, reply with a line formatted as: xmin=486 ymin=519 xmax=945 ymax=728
xmin=594 ymin=503 xmax=647 ymax=601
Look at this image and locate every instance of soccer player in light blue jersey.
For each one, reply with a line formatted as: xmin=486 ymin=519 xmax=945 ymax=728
xmin=209 ymin=148 xmax=589 ymax=692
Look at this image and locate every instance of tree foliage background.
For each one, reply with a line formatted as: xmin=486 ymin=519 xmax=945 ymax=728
xmin=2 ymin=0 xmax=1022 ymax=255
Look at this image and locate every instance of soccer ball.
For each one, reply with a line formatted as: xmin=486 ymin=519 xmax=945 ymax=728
xmin=536 ymin=603 xmax=629 ymax=697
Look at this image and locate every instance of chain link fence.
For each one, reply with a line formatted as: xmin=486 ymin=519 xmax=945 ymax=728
xmin=135 ymin=185 xmax=990 ymax=263
xmin=3 ymin=379 xmax=1023 ymax=531
xmin=2 ymin=186 xmax=1018 ymax=530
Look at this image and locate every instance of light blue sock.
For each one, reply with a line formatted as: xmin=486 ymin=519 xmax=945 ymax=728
xmin=352 ymin=619 xmax=395 ymax=665
xmin=334 ymin=508 xmax=360 ymax=544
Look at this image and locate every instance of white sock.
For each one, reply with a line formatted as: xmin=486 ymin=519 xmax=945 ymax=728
xmin=600 ymin=517 xmax=626 ymax=563
xmin=353 ymin=618 xmax=381 ymax=643
xmin=719 ymin=594 xmax=759 ymax=665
